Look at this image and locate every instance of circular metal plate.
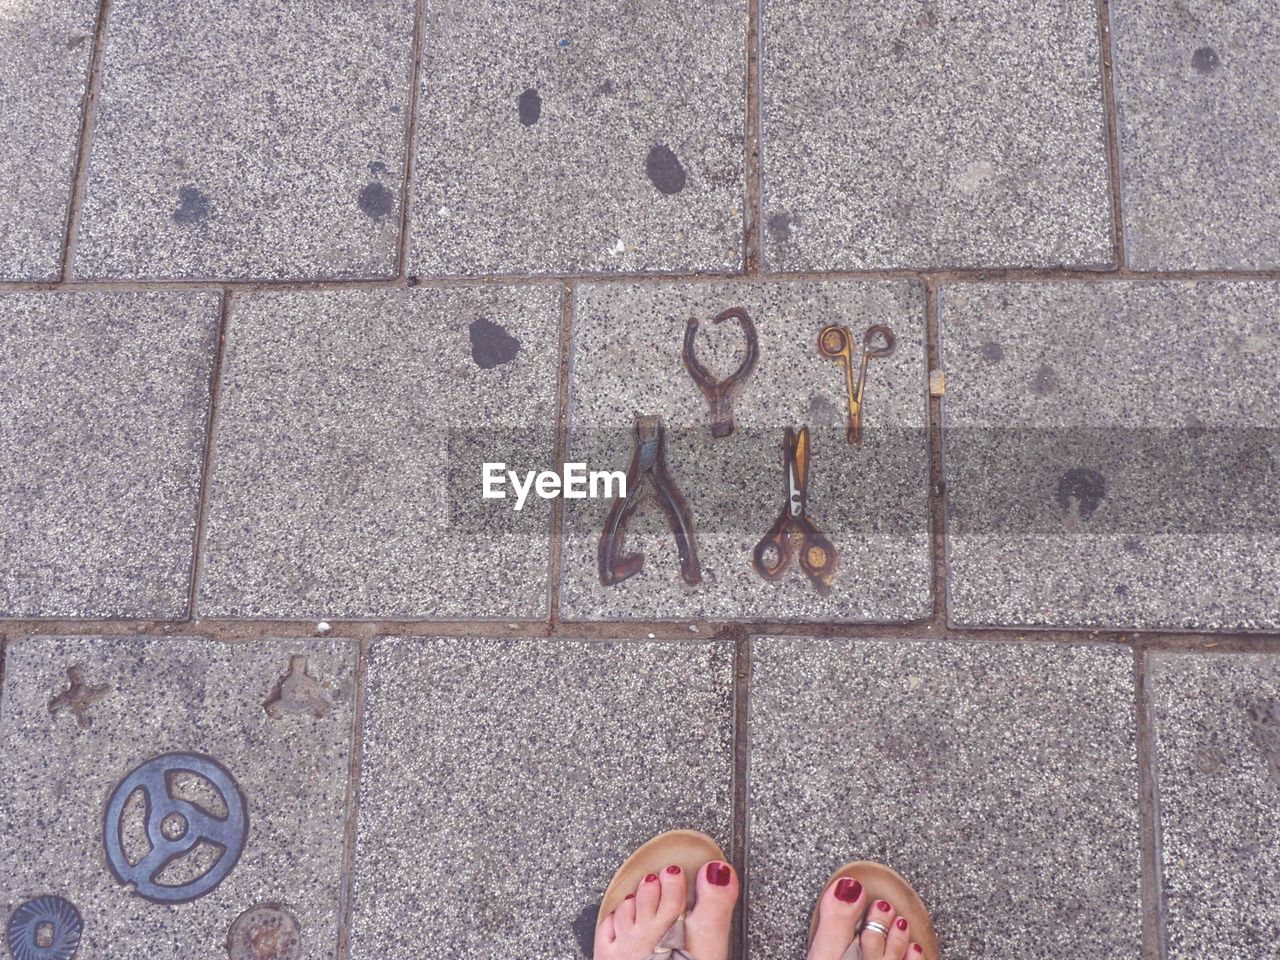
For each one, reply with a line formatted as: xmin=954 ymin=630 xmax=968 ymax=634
xmin=227 ymin=904 xmax=301 ymax=960
xmin=6 ymin=895 xmax=84 ymax=960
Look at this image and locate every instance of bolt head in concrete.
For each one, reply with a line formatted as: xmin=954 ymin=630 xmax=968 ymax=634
xmin=349 ymin=636 xmax=735 ymax=960
xmin=0 ymin=635 xmax=357 ymax=959
xmin=0 ymin=291 xmax=220 ymax=619
xmin=761 ymin=0 xmax=1114 ymax=270
xmin=74 ymin=0 xmax=414 ymax=280
xmin=749 ymin=636 xmax=1141 ymax=960
xmin=198 ymin=286 xmax=560 ymax=619
xmin=941 ymin=281 xmax=1280 ymax=630
xmin=562 ymin=281 xmax=931 ymax=622
xmin=409 ymin=0 xmax=746 ymax=276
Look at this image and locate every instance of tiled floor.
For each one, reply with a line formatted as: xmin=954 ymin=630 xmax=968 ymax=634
xmin=3 ymin=0 xmax=1279 ymax=958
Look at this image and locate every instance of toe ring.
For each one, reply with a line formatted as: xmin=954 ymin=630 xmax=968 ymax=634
xmin=863 ymin=920 xmax=890 ymax=937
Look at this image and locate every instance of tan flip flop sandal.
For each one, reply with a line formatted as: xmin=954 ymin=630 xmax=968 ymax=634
xmin=807 ymin=861 xmax=940 ymax=960
xmin=596 ymin=829 xmax=726 ymax=959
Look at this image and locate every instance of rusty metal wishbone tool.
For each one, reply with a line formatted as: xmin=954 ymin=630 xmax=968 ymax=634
xmin=818 ymin=322 xmax=896 ymax=446
xmin=683 ymin=306 xmax=759 ymax=438
xmin=598 ymin=415 xmax=702 ymax=587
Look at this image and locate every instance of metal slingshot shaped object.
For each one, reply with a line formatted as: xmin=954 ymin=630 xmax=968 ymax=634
xmin=683 ymin=306 xmax=759 ymax=438
xmin=752 ymin=425 xmax=838 ymax=595
xmin=598 ymin=415 xmax=701 ymax=587
xmin=102 ymin=752 xmax=248 ymax=904
xmin=818 ymin=322 xmax=896 ymax=446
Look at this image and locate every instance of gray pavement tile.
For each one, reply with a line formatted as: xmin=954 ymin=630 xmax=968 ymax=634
xmin=0 ymin=635 xmax=357 ymax=959
xmin=748 ymin=636 xmax=1140 ymax=960
xmin=349 ymin=636 xmax=735 ymax=960
xmin=73 ymin=0 xmax=413 ymax=280
xmin=1148 ymin=652 xmax=1280 ymax=960
xmin=561 ymin=281 xmax=931 ymax=622
xmin=198 ymin=286 xmax=559 ymax=619
xmin=409 ymin=0 xmax=745 ymax=277
xmin=0 ymin=291 xmax=219 ymax=619
xmin=941 ymin=281 xmax=1280 ymax=631
xmin=760 ymin=0 xmax=1114 ymax=271
xmin=1110 ymin=0 xmax=1280 ymax=269
xmin=0 ymin=0 xmax=97 ymax=280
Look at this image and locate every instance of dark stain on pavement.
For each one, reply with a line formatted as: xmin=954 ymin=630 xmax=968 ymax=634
xmin=981 ymin=340 xmax=1004 ymax=362
xmin=1191 ymin=45 xmax=1220 ymax=73
xmin=767 ymin=212 xmax=794 ymax=246
xmin=358 ymin=182 xmax=395 ymax=220
xmin=1057 ymin=467 xmax=1106 ymax=520
xmin=1247 ymin=698 xmax=1280 ymax=786
xmin=1030 ymin=363 xmax=1058 ymax=395
xmin=645 ymin=143 xmax=687 ymax=195
xmin=572 ymin=902 xmax=596 ymax=957
xmin=518 ymin=87 xmax=542 ymax=126
xmin=172 ymin=185 xmax=211 ymax=224
xmin=470 ymin=317 xmax=521 ymax=369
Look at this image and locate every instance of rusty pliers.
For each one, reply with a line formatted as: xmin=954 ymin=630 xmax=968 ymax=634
xmin=598 ymin=415 xmax=701 ymax=586
xmin=683 ymin=306 xmax=759 ymax=438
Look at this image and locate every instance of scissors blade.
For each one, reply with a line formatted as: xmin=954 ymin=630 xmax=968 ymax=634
xmin=788 ymin=427 xmax=809 ymax=516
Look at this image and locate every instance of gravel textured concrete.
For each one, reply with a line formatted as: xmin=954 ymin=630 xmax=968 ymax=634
xmin=409 ymin=0 xmax=745 ymax=276
xmin=0 ymin=635 xmax=357 ymax=960
xmin=1111 ymin=0 xmax=1280 ymax=268
xmin=1148 ymin=652 xmax=1280 ymax=960
xmin=0 ymin=291 xmax=219 ymax=619
xmin=941 ymin=281 xmax=1280 ymax=630
xmin=198 ymin=286 xmax=560 ymax=619
xmin=0 ymin=0 xmax=97 ymax=280
xmin=562 ymin=281 xmax=931 ymax=622
xmin=350 ymin=636 xmax=735 ymax=960
xmin=748 ymin=637 xmax=1140 ymax=960
xmin=760 ymin=0 xmax=1114 ymax=271
xmin=73 ymin=0 xmax=413 ymax=280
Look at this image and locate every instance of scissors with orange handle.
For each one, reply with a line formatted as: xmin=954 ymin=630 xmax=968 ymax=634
xmin=752 ymin=425 xmax=838 ymax=595
xmin=818 ymin=323 xmax=896 ymax=446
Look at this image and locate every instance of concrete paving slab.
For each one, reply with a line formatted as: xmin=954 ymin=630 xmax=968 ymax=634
xmin=1148 ymin=651 xmax=1280 ymax=960
xmin=349 ymin=636 xmax=735 ymax=960
xmin=409 ymin=0 xmax=745 ymax=276
xmin=0 ymin=635 xmax=357 ymax=959
xmin=561 ymin=281 xmax=931 ymax=622
xmin=748 ymin=636 xmax=1140 ymax=960
xmin=760 ymin=0 xmax=1114 ymax=271
xmin=1110 ymin=0 xmax=1280 ymax=269
xmin=73 ymin=0 xmax=413 ymax=280
xmin=0 ymin=0 xmax=97 ymax=280
xmin=198 ymin=286 xmax=560 ymax=619
xmin=941 ymin=281 xmax=1280 ymax=630
xmin=0 ymin=291 xmax=219 ymax=619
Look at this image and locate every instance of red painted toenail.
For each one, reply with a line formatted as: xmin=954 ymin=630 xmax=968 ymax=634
xmin=876 ymin=901 xmax=891 ymax=913
xmin=707 ymin=862 xmax=732 ymax=886
xmin=896 ymin=918 xmax=908 ymax=931
xmin=625 ymin=894 xmax=635 ymax=901
xmin=644 ymin=873 xmax=659 ymax=883
xmin=912 ymin=946 xmax=923 ymax=954
xmin=834 ymin=878 xmax=862 ymax=903
xmin=665 ymin=865 xmax=681 ymax=875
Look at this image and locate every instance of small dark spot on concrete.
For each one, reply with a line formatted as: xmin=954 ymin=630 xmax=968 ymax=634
xmin=66 ymin=32 xmax=89 ymax=49
xmin=358 ymin=182 xmax=395 ymax=220
xmin=767 ymin=212 xmax=794 ymax=245
xmin=469 ymin=317 xmax=521 ymax=369
xmin=645 ymin=143 xmax=687 ymax=195
xmin=1057 ymin=468 xmax=1106 ymax=520
xmin=572 ymin=902 xmax=596 ymax=958
xmin=1114 ymin=583 xmax=1129 ymax=597
xmin=368 ymin=160 xmax=388 ymax=176
xmin=172 ymin=185 xmax=210 ymax=224
xmin=389 ymin=104 xmax=401 ymax=114
xmin=980 ymin=341 xmax=1004 ymax=362
xmin=1191 ymin=46 xmax=1220 ymax=73
xmin=518 ymin=87 xmax=542 ymax=126
xmin=1123 ymin=535 xmax=1145 ymax=555
xmin=1246 ymin=698 xmax=1280 ymax=786
xmin=594 ymin=79 xmax=617 ymax=96
xmin=1186 ymin=413 xmax=1207 ymax=439
xmin=1030 ymin=363 xmax=1058 ymax=395
xmin=406 ymin=274 xmax=421 ymax=287
xmin=889 ymin=37 xmax=907 ymax=59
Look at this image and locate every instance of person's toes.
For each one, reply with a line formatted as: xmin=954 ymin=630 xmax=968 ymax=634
xmin=807 ymin=876 xmax=866 ymax=960
xmin=653 ymin=864 xmax=688 ymax=931
xmin=684 ymin=860 xmax=738 ymax=960
xmin=592 ymin=912 xmax=616 ymax=958
xmin=883 ymin=913 xmax=912 ymax=960
xmin=860 ymin=898 xmax=897 ymax=959
xmin=634 ymin=871 xmax=661 ymax=920
xmin=614 ymin=892 xmax=638 ymax=935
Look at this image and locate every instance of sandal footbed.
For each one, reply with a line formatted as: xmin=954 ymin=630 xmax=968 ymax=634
xmin=596 ymin=829 xmax=726 ymax=930
xmin=806 ymin=861 xmax=940 ymax=960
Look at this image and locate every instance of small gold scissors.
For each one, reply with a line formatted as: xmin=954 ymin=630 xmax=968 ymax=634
xmin=818 ymin=323 xmax=896 ymax=446
xmin=752 ymin=425 xmax=837 ymax=595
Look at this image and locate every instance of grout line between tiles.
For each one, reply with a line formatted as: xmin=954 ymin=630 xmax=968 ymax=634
xmin=546 ymin=281 xmax=575 ymax=632
xmin=1136 ymin=648 xmax=1169 ymax=960
xmin=744 ymin=0 xmax=764 ymax=274
xmin=923 ymin=278 xmax=948 ymax=631
xmin=59 ymin=0 xmax=112 ymax=281
xmin=729 ymin=626 xmax=752 ymax=960
xmin=395 ymin=0 xmax=427 ymax=279
xmin=335 ymin=637 xmax=371 ymax=960
xmin=1096 ymin=0 xmax=1128 ymax=268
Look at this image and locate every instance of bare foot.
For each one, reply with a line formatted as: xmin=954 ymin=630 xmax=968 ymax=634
xmin=594 ymin=861 xmax=739 ymax=960
xmin=808 ymin=883 xmax=924 ymax=960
